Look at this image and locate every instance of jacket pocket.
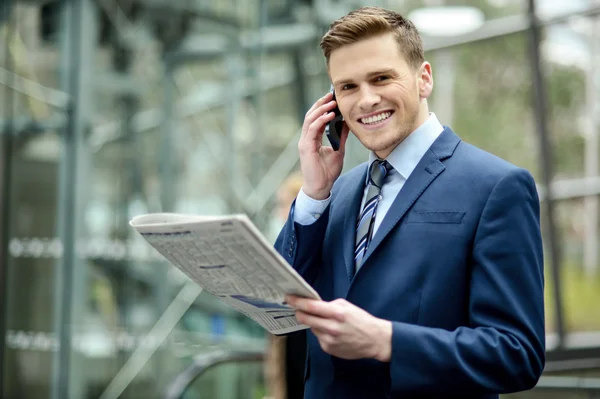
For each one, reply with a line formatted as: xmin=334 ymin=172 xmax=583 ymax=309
xmin=406 ymin=211 xmax=466 ymax=224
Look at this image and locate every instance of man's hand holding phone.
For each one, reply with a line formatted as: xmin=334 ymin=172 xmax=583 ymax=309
xmin=298 ymin=90 xmax=349 ymax=200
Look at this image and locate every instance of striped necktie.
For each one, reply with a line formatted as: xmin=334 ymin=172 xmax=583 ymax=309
xmin=354 ymin=159 xmax=393 ymax=272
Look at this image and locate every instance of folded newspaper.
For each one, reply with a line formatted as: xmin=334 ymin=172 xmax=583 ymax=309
xmin=129 ymin=213 xmax=320 ymax=335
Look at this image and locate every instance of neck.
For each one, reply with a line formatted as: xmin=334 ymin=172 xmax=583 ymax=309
xmin=415 ymin=100 xmax=430 ymax=129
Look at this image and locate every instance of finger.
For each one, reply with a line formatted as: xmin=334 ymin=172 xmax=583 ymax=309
xmin=291 ymin=297 xmax=341 ymax=319
xmin=305 ymin=91 xmax=333 ymax=116
xmin=286 ymin=295 xmax=312 ymax=308
xmin=284 ymin=294 xmax=303 ymax=305
xmin=296 ymin=310 xmax=340 ymax=335
xmin=301 ymin=101 xmax=337 ymax=138
xmin=312 ymin=329 xmax=335 ymax=346
xmin=311 ymin=327 xmax=327 ymax=336
xmin=304 ymin=112 xmax=337 ymax=143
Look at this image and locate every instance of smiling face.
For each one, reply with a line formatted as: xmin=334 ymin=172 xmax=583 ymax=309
xmin=329 ymin=32 xmax=433 ymax=159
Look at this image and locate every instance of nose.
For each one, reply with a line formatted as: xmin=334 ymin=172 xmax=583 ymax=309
xmin=357 ymin=85 xmax=381 ymax=111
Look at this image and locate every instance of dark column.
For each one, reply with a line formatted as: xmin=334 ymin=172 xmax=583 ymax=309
xmin=0 ymin=0 xmax=15 ymax=393
xmin=527 ymin=0 xmax=565 ymax=347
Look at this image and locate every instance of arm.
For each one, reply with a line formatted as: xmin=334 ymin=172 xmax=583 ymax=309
xmin=274 ymin=189 xmax=331 ymax=285
xmin=388 ymin=168 xmax=545 ymax=394
xmin=274 ymin=90 xmax=349 ymax=283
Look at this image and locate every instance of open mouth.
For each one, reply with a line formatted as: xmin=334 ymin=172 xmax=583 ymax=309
xmin=359 ymin=111 xmax=394 ymax=125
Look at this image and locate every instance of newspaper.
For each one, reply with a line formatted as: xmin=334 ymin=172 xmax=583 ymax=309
xmin=129 ymin=213 xmax=320 ymax=335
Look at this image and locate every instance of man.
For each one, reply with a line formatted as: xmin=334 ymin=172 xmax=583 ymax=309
xmin=274 ymin=6 xmax=545 ymax=399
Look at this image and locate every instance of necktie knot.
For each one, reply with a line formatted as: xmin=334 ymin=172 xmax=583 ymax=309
xmin=368 ymin=159 xmax=393 ymax=189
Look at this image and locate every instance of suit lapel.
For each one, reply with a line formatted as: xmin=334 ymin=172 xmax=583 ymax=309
xmin=359 ymin=128 xmax=461 ymax=268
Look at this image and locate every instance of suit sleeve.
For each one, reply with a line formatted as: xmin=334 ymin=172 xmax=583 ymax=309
xmin=388 ymin=168 xmax=545 ymax=395
xmin=274 ymin=200 xmax=330 ymax=286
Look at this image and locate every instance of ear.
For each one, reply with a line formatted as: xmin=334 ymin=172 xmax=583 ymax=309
xmin=417 ymin=61 xmax=433 ymax=100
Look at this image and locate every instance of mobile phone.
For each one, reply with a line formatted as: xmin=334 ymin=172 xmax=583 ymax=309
xmin=325 ymin=85 xmax=344 ymax=151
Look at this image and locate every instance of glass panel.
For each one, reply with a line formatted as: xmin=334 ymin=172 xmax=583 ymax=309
xmin=427 ymin=32 xmax=540 ymax=177
xmin=553 ymin=198 xmax=600 ymax=334
xmin=541 ymin=19 xmax=592 ymax=180
xmin=3 ymin=134 xmax=62 ymax=398
xmin=3 ymin=1 xmax=273 ymax=397
xmin=1 ymin=3 xmax=66 ymax=399
xmin=545 ymin=15 xmax=600 ymax=338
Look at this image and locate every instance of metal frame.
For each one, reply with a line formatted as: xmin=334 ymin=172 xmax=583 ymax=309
xmin=0 ymin=0 xmax=15 ymax=391
xmin=536 ymin=375 xmax=600 ymax=393
xmin=51 ymin=0 xmax=95 ymax=398
xmin=0 ymin=66 xmax=69 ymax=109
xmin=526 ymin=0 xmax=565 ymax=348
xmin=423 ymin=3 xmax=600 ymax=52
xmin=162 ymin=350 xmax=600 ymax=399
xmin=163 ymin=349 xmax=265 ymax=399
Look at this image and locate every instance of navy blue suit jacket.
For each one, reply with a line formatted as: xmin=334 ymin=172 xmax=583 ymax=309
xmin=274 ymin=128 xmax=545 ymax=398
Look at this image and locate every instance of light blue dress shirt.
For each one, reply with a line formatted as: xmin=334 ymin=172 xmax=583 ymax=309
xmin=293 ymin=113 xmax=444 ymax=237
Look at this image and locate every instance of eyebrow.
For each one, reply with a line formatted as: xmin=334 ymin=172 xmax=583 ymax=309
xmin=333 ymin=69 xmax=396 ymax=86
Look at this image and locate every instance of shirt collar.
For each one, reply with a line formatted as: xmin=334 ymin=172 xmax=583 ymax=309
xmin=368 ymin=112 xmax=444 ymax=180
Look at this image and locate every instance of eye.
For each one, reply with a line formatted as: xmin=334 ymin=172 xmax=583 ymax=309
xmin=375 ymin=75 xmax=390 ymax=82
xmin=341 ymin=84 xmax=356 ymax=91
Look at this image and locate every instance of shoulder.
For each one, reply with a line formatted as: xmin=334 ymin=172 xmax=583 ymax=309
xmin=331 ymin=162 xmax=368 ymax=196
xmin=452 ymin=140 xmax=535 ymax=186
xmin=455 ymin=141 xmax=518 ymax=174
xmin=449 ymin=140 xmax=538 ymax=204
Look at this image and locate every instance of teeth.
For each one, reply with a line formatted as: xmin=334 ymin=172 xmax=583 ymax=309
xmin=361 ymin=112 xmax=391 ymax=125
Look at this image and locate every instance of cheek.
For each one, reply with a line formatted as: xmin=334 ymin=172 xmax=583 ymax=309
xmin=338 ymin=101 xmax=351 ymax=120
xmin=338 ymin=93 xmax=359 ymax=115
xmin=339 ymin=105 xmax=358 ymax=128
xmin=345 ymin=119 xmax=363 ymax=134
xmin=391 ymin=82 xmax=417 ymax=100
xmin=344 ymin=118 xmax=362 ymax=130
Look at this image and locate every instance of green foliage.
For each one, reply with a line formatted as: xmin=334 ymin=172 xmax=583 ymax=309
xmin=429 ymin=32 xmax=540 ymax=176
xmin=545 ymin=64 xmax=587 ymax=177
xmin=545 ymin=262 xmax=600 ymax=332
xmin=425 ymin=24 xmax=588 ymax=182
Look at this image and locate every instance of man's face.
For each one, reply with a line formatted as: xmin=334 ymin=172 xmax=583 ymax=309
xmin=329 ymin=32 xmax=431 ymax=159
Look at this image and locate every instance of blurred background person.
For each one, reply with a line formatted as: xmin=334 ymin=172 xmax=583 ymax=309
xmin=266 ymin=171 xmax=304 ymax=243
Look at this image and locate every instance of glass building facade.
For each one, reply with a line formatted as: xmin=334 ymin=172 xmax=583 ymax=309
xmin=1 ymin=0 xmax=599 ymax=398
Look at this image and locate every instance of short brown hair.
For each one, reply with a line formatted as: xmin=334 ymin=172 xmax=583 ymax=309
xmin=320 ymin=6 xmax=424 ymax=70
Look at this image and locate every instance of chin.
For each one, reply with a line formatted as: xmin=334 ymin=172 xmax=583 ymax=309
xmin=362 ymin=140 xmax=399 ymax=157
xmin=356 ymin=130 xmax=397 ymax=149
